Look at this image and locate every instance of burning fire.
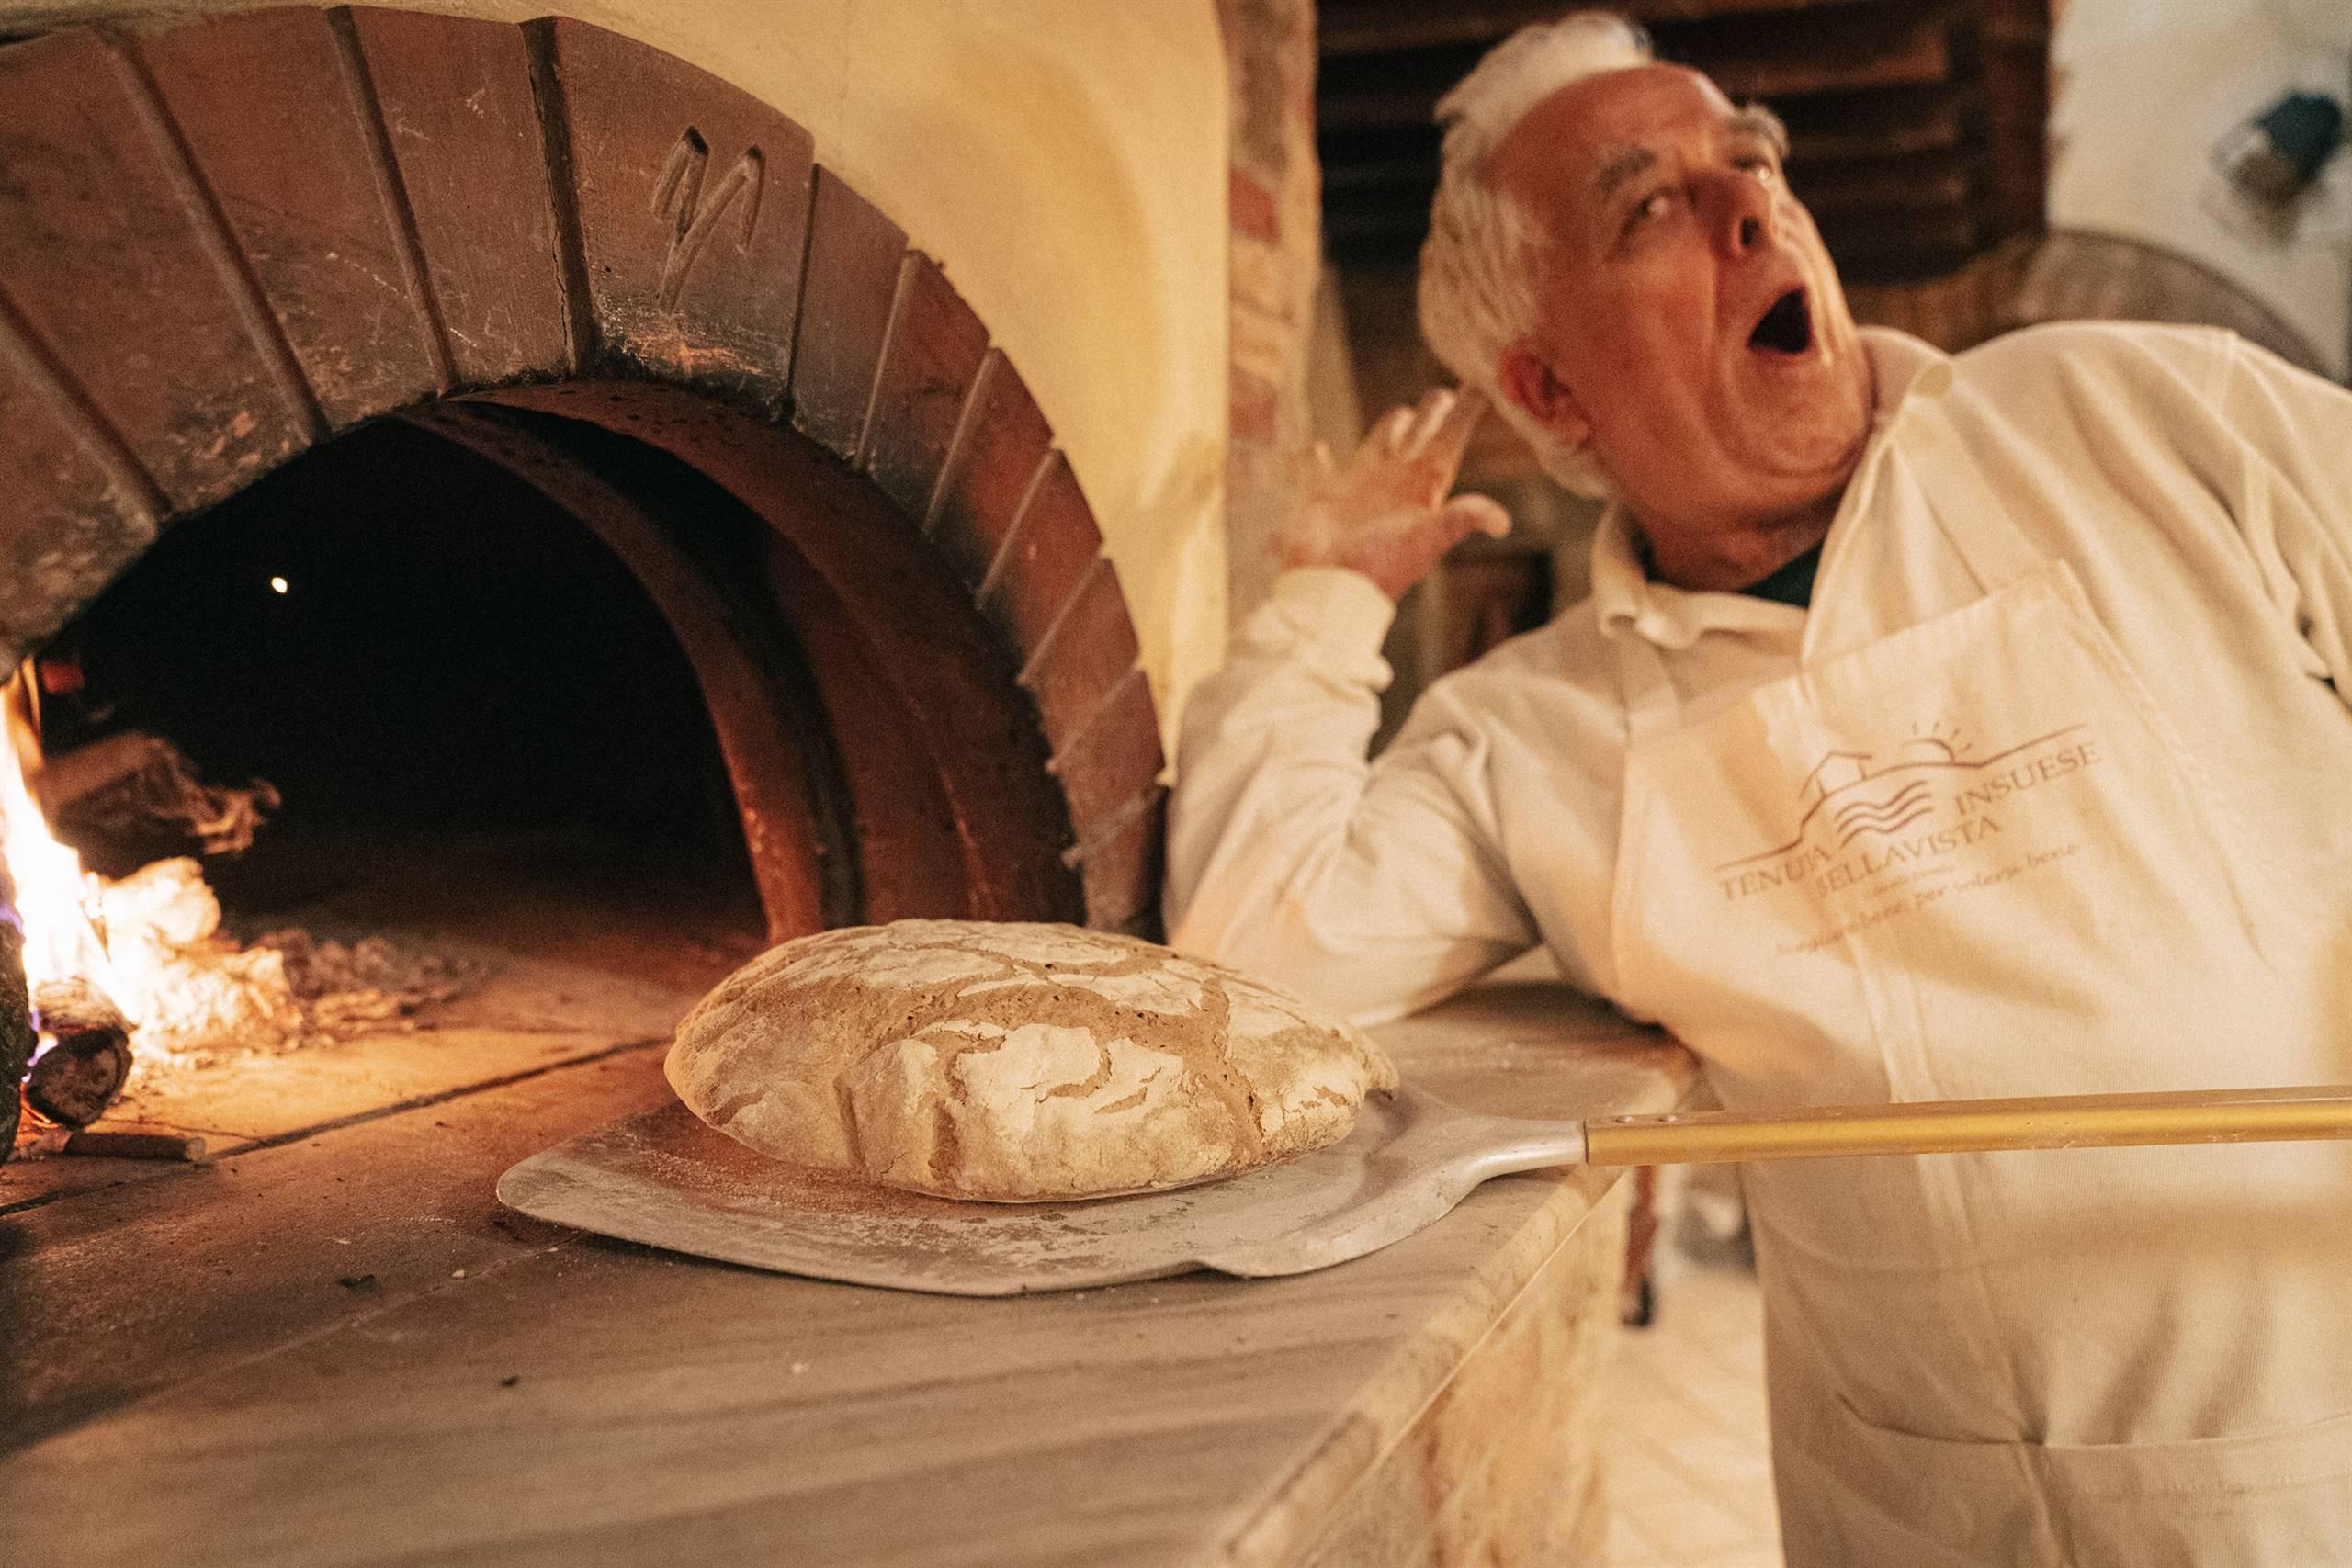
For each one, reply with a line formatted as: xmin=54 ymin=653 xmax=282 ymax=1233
xmin=3 ymin=666 xmax=476 ymax=1092
xmin=2 ymin=667 xmax=307 ymax=1066
xmin=2 ymin=670 xmax=111 ymax=997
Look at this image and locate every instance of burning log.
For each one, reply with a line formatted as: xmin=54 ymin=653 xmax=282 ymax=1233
xmin=23 ymin=977 xmax=132 ymax=1129
xmin=34 ymin=729 xmax=278 ymax=860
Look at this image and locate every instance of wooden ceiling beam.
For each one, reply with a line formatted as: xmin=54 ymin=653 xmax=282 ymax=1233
xmin=1779 ymin=85 xmax=1977 ymax=161
xmin=1792 ymin=151 xmax=1982 ymax=215
xmin=1815 ymin=208 xmax=1983 ymax=261
xmin=1319 ymin=6 xmax=1963 ymax=133
xmin=1318 ymin=0 xmax=1871 ymax=59
xmin=1318 ymin=115 xmax=1981 ymax=186
xmin=1321 ymin=154 xmax=1439 ymax=195
xmin=1690 ymin=12 xmax=1957 ymax=101
xmin=1316 ymin=2 xmax=2040 ymax=288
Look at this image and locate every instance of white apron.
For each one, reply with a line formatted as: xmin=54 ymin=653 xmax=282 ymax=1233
xmin=1605 ymin=428 xmax=2352 ymax=1565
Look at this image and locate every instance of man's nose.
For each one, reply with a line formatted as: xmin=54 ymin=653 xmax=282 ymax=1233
xmin=1709 ymin=169 xmax=1773 ymax=257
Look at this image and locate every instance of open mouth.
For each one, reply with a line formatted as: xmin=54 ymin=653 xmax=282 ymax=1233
xmin=1748 ymin=287 xmax=1814 ymax=356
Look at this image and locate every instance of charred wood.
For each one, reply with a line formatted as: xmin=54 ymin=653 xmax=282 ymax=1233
xmin=61 ymin=1128 xmax=209 ymax=1162
xmin=23 ymin=977 xmax=132 ymax=1128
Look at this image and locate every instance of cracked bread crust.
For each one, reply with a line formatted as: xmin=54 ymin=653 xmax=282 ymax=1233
xmin=664 ymin=920 xmax=1399 ymax=1201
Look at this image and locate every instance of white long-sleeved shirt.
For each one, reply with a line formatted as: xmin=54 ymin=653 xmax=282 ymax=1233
xmin=1167 ymin=324 xmax=2352 ymax=1028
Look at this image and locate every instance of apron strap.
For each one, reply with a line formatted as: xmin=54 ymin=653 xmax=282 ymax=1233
xmin=1611 ymin=626 xmax=1682 ymax=739
xmin=1899 ymin=410 xmax=2044 ymax=593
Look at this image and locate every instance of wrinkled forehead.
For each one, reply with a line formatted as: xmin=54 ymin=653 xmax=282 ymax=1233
xmin=1490 ymin=62 xmax=1750 ymax=210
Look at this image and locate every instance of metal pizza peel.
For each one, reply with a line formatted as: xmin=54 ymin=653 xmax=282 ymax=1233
xmin=497 ymin=1081 xmax=2352 ymax=1297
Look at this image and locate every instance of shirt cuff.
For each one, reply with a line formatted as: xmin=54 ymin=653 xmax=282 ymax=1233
xmin=1241 ymin=567 xmax=1398 ymax=660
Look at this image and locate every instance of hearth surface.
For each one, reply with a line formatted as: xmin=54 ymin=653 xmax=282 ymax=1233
xmin=2 ymin=829 xmax=766 ymax=1442
xmin=7 ymin=830 xmax=765 ymax=1201
xmin=3 ymin=936 xmax=1693 ymax=1568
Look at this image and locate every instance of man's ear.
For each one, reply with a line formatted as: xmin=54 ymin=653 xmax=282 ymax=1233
xmin=1498 ymin=342 xmax=1591 ymax=448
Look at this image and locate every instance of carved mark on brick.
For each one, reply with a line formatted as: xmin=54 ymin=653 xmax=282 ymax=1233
xmin=650 ymin=128 xmax=764 ymax=311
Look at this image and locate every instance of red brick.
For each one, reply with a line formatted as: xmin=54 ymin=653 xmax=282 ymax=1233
xmin=1048 ymin=666 xmax=1163 ymax=849
xmin=763 ymin=536 xmax=976 ymax=923
xmin=534 ymin=17 xmax=814 ymax=407
xmin=1230 ymin=366 xmax=1279 ymax=444
xmin=790 ymin=168 xmax=907 ymax=460
xmin=928 ymin=347 xmax=1054 ymax=590
xmin=863 ymin=252 xmax=989 ymax=522
xmin=1075 ymin=789 xmax=1166 ymax=932
xmin=1020 ymin=556 xmax=1142 ymax=747
xmin=133 ymin=8 xmax=443 ymax=427
xmin=490 ymin=378 xmax=1084 ymax=927
xmin=0 ymin=30 xmax=309 ymax=513
xmin=978 ymin=451 xmax=1102 ymax=660
xmin=0 ymin=333 xmax=161 ymax=657
xmin=345 ymin=8 xmax=572 ymax=387
xmin=1229 ymin=165 xmax=1282 ymax=243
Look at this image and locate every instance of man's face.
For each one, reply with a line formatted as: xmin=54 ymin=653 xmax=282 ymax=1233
xmin=1492 ymin=65 xmax=1872 ymax=537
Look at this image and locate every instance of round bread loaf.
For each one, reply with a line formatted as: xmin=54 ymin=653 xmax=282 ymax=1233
xmin=665 ymin=919 xmax=1398 ymax=1201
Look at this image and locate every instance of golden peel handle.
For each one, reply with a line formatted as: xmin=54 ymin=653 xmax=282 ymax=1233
xmin=1580 ymin=1084 xmax=2352 ymax=1167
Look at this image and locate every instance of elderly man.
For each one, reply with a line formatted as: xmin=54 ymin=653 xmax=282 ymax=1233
xmin=1166 ymin=11 xmax=2352 ymax=1565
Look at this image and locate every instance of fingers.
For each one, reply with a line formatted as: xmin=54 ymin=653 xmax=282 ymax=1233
xmin=1403 ymin=387 xmax=1487 ymax=506
xmin=1333 ymin=387 xmax=1492 ymax=522
xmin=1375 ymin=385 xmax=1485 ymax=462
xmin=1442 ymin=493 xmax=1512 ymax=542
xmin=1411 ymin=385 xmax=1486 ymax=472
xmin=1403 ymin=385 xmax=1486 ymax=460
xmin=1425 ymin=386 xmax=1488 ymax=468
xmin=1403 ymin=388 xmax=1457 ymax=455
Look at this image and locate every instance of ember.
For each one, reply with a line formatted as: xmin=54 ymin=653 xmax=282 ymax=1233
xmin=2 ymin=668 xmax=482 ymax=1127
xmin=2 ymin=669 xmax=110 ymax=993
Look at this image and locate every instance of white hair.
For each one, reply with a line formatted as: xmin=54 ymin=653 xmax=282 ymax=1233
xmin=1418 ymin=12 xmax=1652 ymax=497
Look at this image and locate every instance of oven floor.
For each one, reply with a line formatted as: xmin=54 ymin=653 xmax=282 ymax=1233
xmin=2 ymin=961 xmax=1694 ymax=1568
xmin=1 ymin=832 xmax=765 ymax=1442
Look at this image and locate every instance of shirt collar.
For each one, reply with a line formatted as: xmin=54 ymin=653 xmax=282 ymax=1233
xmin=1591 ymin=327 xmax=1953 ymax=649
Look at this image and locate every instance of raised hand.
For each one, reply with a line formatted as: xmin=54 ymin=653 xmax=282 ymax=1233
xmin=1277 ymin=386 xmax=1511 ymax=602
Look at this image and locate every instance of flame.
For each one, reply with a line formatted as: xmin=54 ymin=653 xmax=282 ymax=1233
xmin=2 ymin=669 xmax=314 ymax=1065
xmin=1 ymin=668 xmax=112 ymax=996
xmin=1 ymin=669 xmax=446 ymax=1069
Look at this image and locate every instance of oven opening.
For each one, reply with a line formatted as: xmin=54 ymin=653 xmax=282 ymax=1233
xmin=10 ymin=410 xmax=784 ymax=1151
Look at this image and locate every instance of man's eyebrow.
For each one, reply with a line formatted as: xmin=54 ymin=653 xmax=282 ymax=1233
xmin=1595 ymin=145 xmax=1657 ymax=200
xmin=1728 ymin=103 xmax=1791 ymax=158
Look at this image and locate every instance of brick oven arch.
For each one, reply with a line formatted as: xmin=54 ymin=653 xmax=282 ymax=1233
xmin=0 ymin=6 xmax=1165 ymax=940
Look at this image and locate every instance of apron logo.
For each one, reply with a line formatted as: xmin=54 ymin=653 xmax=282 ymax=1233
xmin=1715 ymin=724 xmax=2101 ymax=905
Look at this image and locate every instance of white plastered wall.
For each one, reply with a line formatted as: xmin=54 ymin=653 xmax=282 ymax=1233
xmin=2051 ymin=0 xmax=2352 ymax=378
xmin=6 ymin=0 xmax=1231 ymax=742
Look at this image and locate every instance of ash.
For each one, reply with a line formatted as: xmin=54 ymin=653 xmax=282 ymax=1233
xmin=97 ymin=858 xmax=484 ymax=1066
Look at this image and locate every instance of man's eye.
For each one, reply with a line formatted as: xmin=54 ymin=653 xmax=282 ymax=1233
xmin=1625 ymin=190 xmax=1673 ymax=232
xmin=1736 ymin=156 xmax=1780 ymax=184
